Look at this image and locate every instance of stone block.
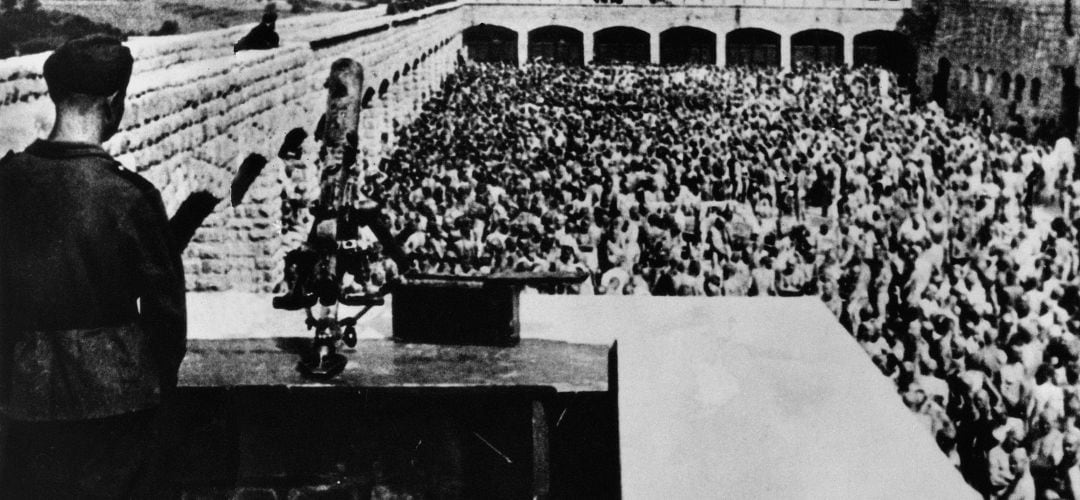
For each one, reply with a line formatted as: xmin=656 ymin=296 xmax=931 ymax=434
xmin=197 ymin=248 xmax=224 ymax=260
xmin=193 ymin=277 xmax=228 ymax=291
xmin=255 ymin=257 xmax=279 ymax=270
xmin=185 ymin=262 xmax=202 ymax=275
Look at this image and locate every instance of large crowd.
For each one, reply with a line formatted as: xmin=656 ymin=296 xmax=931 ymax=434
xmin=280 ymin=59 xmax=1080 ymax=497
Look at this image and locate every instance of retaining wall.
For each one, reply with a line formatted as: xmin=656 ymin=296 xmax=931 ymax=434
xmin=0 ymin=3 xmax=464 ymax=291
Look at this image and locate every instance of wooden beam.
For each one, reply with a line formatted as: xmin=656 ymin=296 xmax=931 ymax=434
xmin=531 ymin=399 xmax=551 ymax=500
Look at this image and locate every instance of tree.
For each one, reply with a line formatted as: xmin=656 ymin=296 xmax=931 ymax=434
xmin=21 ymin=0 xmax=40 ymax=13
xmin=2 ymin=0 xmax=18 ymax=14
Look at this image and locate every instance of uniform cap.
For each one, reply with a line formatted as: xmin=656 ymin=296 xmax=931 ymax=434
xmin=44 ymin=35 xmax=133 ymax=98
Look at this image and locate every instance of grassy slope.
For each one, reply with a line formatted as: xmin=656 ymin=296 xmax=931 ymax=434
xmin=0 ymin=10 xmax=124 ymax=57
xmin=0 ymin=0 xmax=374 ymax=59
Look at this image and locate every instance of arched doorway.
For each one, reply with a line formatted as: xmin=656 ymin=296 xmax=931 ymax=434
xmin=594 ymin=27 xmax=650 ymax=64
xmin=528 ymin=26 xmax=585 ymax=65
xmin=1062 ymin=66 xmax=1078 ymax=139
xmin=791 ymin=29 xmax=842 ymax=66
xmin=853 ymin=30 xmax=916 ymax=82
xmin=726 ymin=28 xmax=780 ymax=67
xmin=1014 ymin=74 xmax=1026 ymax=102
xmin=660 ymin=26 xmax=716 ymax=65
xmin=463 ymin=24 xmax=518 ymax=65
xmin=932 ymin=57 xmax=951 ymax=108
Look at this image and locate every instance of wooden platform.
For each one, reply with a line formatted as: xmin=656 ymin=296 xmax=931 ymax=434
xmin=174 ymin=336 xmax=612 ymax=499
xmin=182 ymin=293 xmax=978 ymax=499
xmin=179 ymin=338 xmax=609 ymax=393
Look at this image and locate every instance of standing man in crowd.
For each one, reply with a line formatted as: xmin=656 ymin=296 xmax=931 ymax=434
xmin=0 ymin=35 xmax=186 ymax=498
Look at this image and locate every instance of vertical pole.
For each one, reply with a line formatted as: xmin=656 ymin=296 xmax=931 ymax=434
xmin=716 ymin=33 xmax=725 ymax=67
xmin=518 ymin=32 xmax=529 ymax=67
xmin=649 ymin=31 xmax=660 ymax=65
xmin=843 ymin=33 xmax=854 ymax=67
xmin=780 ymin=34 xmax=791 ymax=70
xmin=531 ymin=399 xmax=550 ymax=500
xmin=582 ymin=31 xmax=594 ymax=66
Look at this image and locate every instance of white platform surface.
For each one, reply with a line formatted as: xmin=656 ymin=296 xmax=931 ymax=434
xmin=187 ymin=292 xmax=978 ymax=499
xmin=607 ymin=296 xmax=978 ymax=500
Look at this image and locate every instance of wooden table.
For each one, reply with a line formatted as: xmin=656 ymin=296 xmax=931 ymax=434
xmin=176 ymin=337 xmax=611 ymax=498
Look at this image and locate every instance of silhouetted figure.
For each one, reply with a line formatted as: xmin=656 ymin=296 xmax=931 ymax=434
xmin=932 ymin=57 xmax=951 ymax=110
xmin=1062 ymin=66 xmax=1079 ymax=140
xmin=234 ymin=11 xmax=279 ymax=52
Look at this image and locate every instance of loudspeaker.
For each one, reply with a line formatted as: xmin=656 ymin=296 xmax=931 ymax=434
xmin=391 ymin=280 xmax=520 ymax=347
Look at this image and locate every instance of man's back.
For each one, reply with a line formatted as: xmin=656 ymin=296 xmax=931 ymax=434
xmin=0 ymin=140 xmax=187 ymax=421
xmin=4 ymin=141 xmax=154 ymax=328
xmin=0 ymin=35 xmax=192 ymax=499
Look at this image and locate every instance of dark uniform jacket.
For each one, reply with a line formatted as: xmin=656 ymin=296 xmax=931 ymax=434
xmin=234 ymin=23 xmax=279 ymax=52
xmin=0 ymin=140 xmax=187 ymax=421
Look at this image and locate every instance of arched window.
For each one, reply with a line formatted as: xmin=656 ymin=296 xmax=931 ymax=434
xmin=1031 ymin=77 xmax=1042 ymax=104
xmin=463 ymin=24 xmax=519 ymax=65
xmin=853 ymin=31 xmax=916 ymax=76
xmin=593 ymin=26 xmax=651 ymax=64
xmin=999 ymin=72 xmax=1011 ymax=99
xmin=1013 ymin=74 xmax=1026 ymax=102
xmin=660 ymin=27 xmax=717 ymax=65
xmin=974 ymin=67 xmax=984 ymax=93
xmin=528 ymin=25 xmax=585 ymax=66
xmin=791 ymin=29 xmax=843 ymax=67
xmin=726 ymin=28 xmax=782 ymax=67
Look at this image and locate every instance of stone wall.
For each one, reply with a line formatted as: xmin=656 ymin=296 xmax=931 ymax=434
xmin=916 ymin=0 xmax=1080 ymax=131
xmin=0 ymin=4 xmax=464 ymax=292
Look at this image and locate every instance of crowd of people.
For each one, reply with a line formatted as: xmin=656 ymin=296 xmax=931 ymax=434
xmin=281 ymin=59 xmax=1080 ymax=497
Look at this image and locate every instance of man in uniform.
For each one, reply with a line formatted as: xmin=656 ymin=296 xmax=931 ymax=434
xmin=0 ymin=35 xmax=186 ymax=498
